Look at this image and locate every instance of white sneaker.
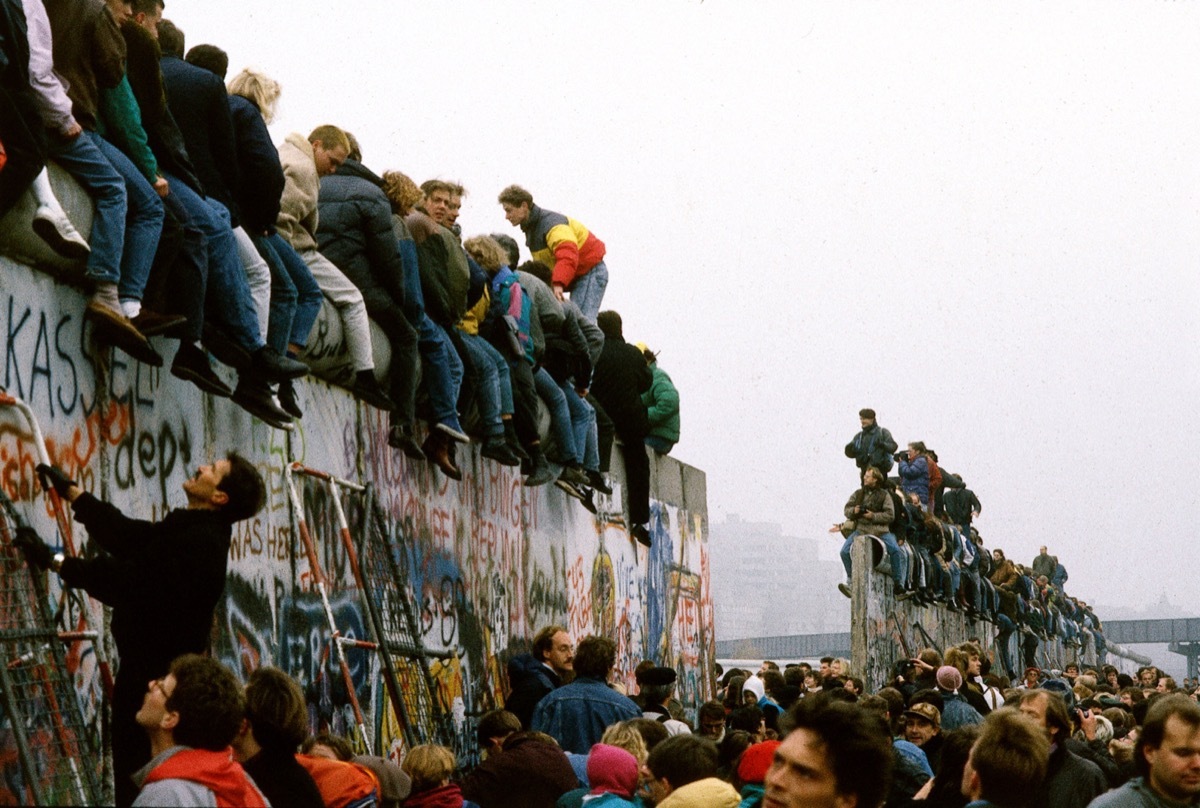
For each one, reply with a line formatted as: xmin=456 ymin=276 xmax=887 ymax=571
xmin=33 ymin=206 xmax=90 ymax=261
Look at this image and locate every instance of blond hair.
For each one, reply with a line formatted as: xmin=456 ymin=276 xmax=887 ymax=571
xmin=227 ymin=68 xmax=281 ymax=123
xmin=308 ymin=125 xmax=350 ymax=152
xmin=600 ymin=721 xmax=649 ymax=765
xmin=381 ymin=171 xmax=422 ymax=215
xmin=401 ymin=744 xmax=456 ymax=793
xmin=463 ymin=236 xmax=508 ymax=272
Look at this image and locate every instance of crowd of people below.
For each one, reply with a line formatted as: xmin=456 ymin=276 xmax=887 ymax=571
xmin=0 ymin=0 xmax=682 ymax=545
xmin=840 ymin=409 xmax=1107 ymax=679
xmin=113 ymin=628 xmax=1200 ymax=808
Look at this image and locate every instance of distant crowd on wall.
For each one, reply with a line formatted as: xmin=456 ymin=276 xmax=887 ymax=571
xmin=838 ymin=408 xmax=1107 ymax=679
xmin=110 ymin=627 xmax=1200 ymax=807
xmin=0 ymin=0 xmax=681 ymax=546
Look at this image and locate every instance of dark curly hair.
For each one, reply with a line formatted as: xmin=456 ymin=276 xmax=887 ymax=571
xmin=166 ymin=655 xmax=244 ymax=751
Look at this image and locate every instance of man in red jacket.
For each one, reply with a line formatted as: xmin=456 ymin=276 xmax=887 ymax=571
xmin=131 ymin=654 xmax=268 ymax=807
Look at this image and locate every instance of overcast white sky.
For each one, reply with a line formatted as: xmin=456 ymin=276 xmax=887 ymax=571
xmin=167 ymin=1 xmax=1200 ymax=621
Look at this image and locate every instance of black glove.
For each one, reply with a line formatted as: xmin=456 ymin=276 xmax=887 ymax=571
xmin=36 ymin=464 xmax=75 ymax=498
xmin=13 ymin=526 xmax=53 ymax=570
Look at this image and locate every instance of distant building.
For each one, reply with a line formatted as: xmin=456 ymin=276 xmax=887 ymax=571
xmin=709 ymin=514 xmax=848 ymax=641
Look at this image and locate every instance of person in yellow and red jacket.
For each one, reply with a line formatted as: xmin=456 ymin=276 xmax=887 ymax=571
xmin=498 ymin=184 xmax=607 ymax=322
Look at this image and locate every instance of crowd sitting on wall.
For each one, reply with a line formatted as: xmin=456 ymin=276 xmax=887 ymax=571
xmin=0 ymin=0 xmax=681 ymax=546
xmin=839 ymin=408 xmax=1108 ymax=679
xmin=121 ymin=633 xmax=1200 ymax=807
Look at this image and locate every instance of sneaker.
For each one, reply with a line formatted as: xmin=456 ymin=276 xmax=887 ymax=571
xmin=171 ymin=344 xmax=232 ymax=397
xmin=32 ymin=206 xmax=90 ymax=261
xmin=351 ymin=371 xmax=395 ymax=411
xmin=837 ymin=582 xmax=851 ymax=598
xmin=481 ymin=436 xmax=521 ymax=467
xmin=277 ymin=379 xmax=303 ymax=419
xmin=435 ymin=420 xmax=471 ymax=444
xmin=585 ymin=469 xmax=612 ymax=495
xmin=232 ymin=379 xmax=294 ymax=430
xmin=895 ymin=589 xmax=916 ymax=602
xmin=252 ymin=345 xmax=309 ymax=382
xmin=86 ymin=296 xmax=163 ymax=367
xmin=558 ymin=464 xmax=588 ymax=486
xmin=578 ymin=487 xmax=597 ymax=514
xmin=554 ymin=479 xmax=585 ymax=502
xmin=630 ymin=524 xmax=652 ymax=548
xmin=388 ymin=425 xmax=425 ymax=460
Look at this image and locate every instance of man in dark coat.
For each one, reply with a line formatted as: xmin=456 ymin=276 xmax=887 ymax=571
xmin=16 ymin=455 xmax=266 ymax=806
xmin=591 ymin=310 xmax=653 ymax=546
xmin=845 ymin=408 xmax=898 ymax=479
xmin=504 ymin=625 xmax=573 ymax=729
xmin=461 ymin=729 xmax=580 ymax=808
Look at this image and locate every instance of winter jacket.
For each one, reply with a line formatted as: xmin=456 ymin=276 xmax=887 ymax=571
xmin=989 ymin=558 xmax=1019 ymax=588
xmin=641 ymin=365 xmax=680 ymax=445
xmin=120 ymin=19 xmax=202 ymax=194
xmin=844 ymin=424 xmax=897 ymax=473
xmin=98 ymin=75 xmax=158 ymax=181
xmin=228 ymin=93 xmax=284 ymax=235
xmin=939 ymin=691 xmax=983 ymax=731
xmin=591 ymin=336 xmax=652 ymax=435
xmin=460 ymin=734 xmax=580 ymax=807
xmin=1085 ymin=776 xmax=1192 ymax=808
xmin=1038 ymin=743 xmax=1106 ymax=808
xmin=1032 ymin=552 xmax=1057 ymax=581
xmin=405 ymin=209 xmax=468 ymax=327
xmin=403 ymin=784 xmax=479 ymax=808
xmin=297 ymin=754 xmax=381 ymax=808
xmin=487 ymin=265 xmax=532 ymax=362
xmin=843 ymin=486 xmax=894 ymax=537
xmin=656 ymin=778 xmax=740 ymax=808
xmin=944 ymin=487 xmax=981 ymax=526
xmin=505 ymin=653 xmax=561 ymax=730
xmin=899 ymin=455 xmax=930 ymax=505
xmin=241 ymin=747 xmax=324 ymax=808
xmin=43 ymin=0 xmax=125 ymax=131
xmin=160 ymin=54 xmax=239 ymax=222
xmin=21 ymin=0 xmax=76 ymax=133
xmin=318 ymin=158 xmax=408 ymax=306
xmin=277 ymin=132 xmax=322 ymax=252
xmin=516 ymin=269 xmax=564 ymax=363
xmin=132 ymin=746 xmax=268 ymax=807
xmin=519 ymin=203 xmax=606 ymax=290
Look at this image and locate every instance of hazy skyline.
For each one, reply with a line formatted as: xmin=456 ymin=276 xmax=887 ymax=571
xmin=166 ymin=1 xmax=1200 ymax=622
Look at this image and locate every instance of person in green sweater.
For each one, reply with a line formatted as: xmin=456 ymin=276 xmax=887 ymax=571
xmin=637 ymin=344 xmax=680 ymax=455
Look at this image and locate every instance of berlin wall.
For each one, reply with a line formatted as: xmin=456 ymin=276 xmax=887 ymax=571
xmin=0 ymin=176 xmax=712 ymax=800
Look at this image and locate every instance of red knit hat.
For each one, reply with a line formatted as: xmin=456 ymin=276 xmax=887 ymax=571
xmin=737 ymin=740 xmax=781 ymax=785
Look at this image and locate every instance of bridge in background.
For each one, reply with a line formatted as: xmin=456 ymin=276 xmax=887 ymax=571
xmin=1103 ymin=620 xmax=1200 ymax=678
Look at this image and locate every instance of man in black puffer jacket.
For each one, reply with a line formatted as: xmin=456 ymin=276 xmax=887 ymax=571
xmin=317 ymin=147 xmax=423 ymax=456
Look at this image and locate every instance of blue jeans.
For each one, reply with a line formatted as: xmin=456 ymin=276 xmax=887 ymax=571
xmin=161 ymin=177 xmax=263 ymax=351
xmin=560 ymin=379 xmax=599 ymax=470
xmin=418 ymin=322 xmax=463 ymax=428
xmin=47 ymin=131 xmax=127 ymax=285
xmin=568 ymin=260 xmax=608 ymax=322
xmin=534 ymin=366 xmax=579 ymax=463
xmin=252 ymin=232 xmax=323 ymax=352
xmin=645 ymin=435 xmax=674 ymax=455
xmin=94 ymin=134 xmax=162 ymax=302
xmin=840 ymin=531 xmax=905 ymax=588
xmin=458 ymin=332 xmax=510 ymax=437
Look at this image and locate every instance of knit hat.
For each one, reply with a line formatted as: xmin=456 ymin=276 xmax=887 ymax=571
xmin=737 ymin=741 xmax=780 ymax=785
xmin=587 ymin=744 xmax=639 ymax=798
xmin=936 ymin=665 xmax=963 ymax=692
xmin=1040 ymin=678 xmax=1077 ymax=710
xmin=742 ymin=676 xmax=765 ymax=702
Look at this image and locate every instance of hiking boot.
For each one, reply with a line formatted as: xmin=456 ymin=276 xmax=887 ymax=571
xmin=502 ymin=421 xmax=530 ymax=465
xmin=251 ymin=345 xmax=308 ymax=382
xmin=277 ymin=379 xmax=303 ymax=419
xmin=585 ymin=469 xmax=612 ymax=495
xmin=421 ymin=433 xmax=461 ymax=481
xmin=86 ymin=284 xmax=162 ymax=367
xmin=525 ymin=455 xmax=555 ymax=487
xmin=555 ymin=479 xmax=585 ymax=502
xmin=388 ymin=425 xmax=426 ymax=460
xmin=33 ymin=206 xmax=89 ymax=261
xmin=481 ymin=436 xmax=521 ymax=467
xmin=351 ymin=371 xmax=395 ymax=411
xmin=837 ymin=582 xmax=851 ymax=598
xmin=558 ymin=464 xmax=588 ymax=486
xmin=171 ymin=343 xmax=232 ymax=397
xmin=232 ymin=378 xmax=293 ymax=430
xmin=631 ymin=524 xmax=652 ymax=548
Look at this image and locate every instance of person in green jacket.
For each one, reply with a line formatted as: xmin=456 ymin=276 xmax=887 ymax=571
xmin=637 ymin=344 xmax=680 ymax=455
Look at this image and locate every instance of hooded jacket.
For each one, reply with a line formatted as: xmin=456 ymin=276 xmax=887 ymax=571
xmin=504 ymin=653 xmax=561 ymax=730
xmin=642 ymin=364 xmax=680 ymax=444
xmin=277 ymin=132 xmax=322 ymax=252
xmin=657 ymin=778 xmax=740 ymax=808
xmin=133 ymin=746 xmax=268 ymax=807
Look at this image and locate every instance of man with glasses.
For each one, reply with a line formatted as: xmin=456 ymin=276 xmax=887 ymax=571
xmin=505 ymin=625 xmax=574 ymax=729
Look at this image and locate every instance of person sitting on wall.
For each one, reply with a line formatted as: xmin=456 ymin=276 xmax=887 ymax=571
xmin=15 ymin=455 xmax=266 ymax=807
xmin=830 ymin=465 xmax=905 ymax=600
xmin=638 ymin=343 xmax=680 ymax=456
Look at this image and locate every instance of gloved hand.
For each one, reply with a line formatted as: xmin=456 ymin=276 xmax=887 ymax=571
xmin=36 ymin=464 xmax=75 ymax=498
xmin=13 ymin=526 xmax=53 ymax=570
